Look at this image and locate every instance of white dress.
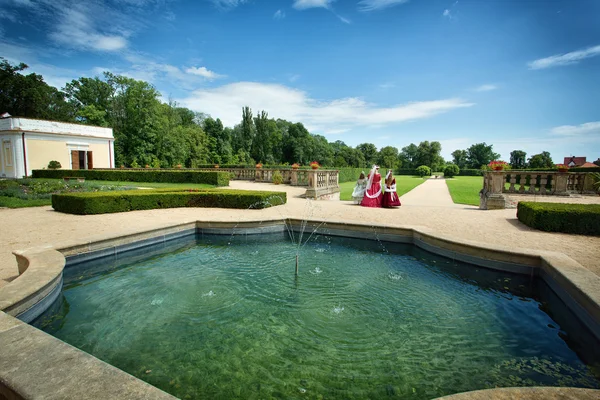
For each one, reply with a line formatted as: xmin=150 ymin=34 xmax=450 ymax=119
xmin=352 ymin=178 xmax=368 ymax=204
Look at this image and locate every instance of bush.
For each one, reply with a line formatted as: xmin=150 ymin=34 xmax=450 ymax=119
xmin=47 ymin=160 xmax=62 ymax=169
xmin=51 ymin=189 xmax=287 ymax=215
xmin=415 ymin=165 xmax=431 ymax=177
xmin=443 ymin=164 xmax=460 ymax=178
xmin=32 ymin=169 xmax=230 ymax=186
xmin=517 ymin=202 xmax=600 ymax=236
xmin=272 ymin=171 xmax=283 ymax=185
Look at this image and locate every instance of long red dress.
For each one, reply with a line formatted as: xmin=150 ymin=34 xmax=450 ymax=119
xmin=382 ymin=179 xmax=401 ymax=208
xmin=360 ymin=172 xmax=383 ymax=207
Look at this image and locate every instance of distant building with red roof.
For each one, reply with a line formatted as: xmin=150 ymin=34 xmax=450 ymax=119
xmin=563 ymin=156 xmax=595 ymax=168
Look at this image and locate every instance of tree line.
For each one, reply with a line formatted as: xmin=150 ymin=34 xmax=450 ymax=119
xmin=4 ymin=58 xmax=594 ymax=171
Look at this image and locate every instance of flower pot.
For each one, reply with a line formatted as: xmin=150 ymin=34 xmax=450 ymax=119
xmin=492 ymin=166 xmax=504 ymax=171
xmin=558 ymin=169 xmax=569 ymax=173
xmin=311 ymin=165 xmax=319 ymax=170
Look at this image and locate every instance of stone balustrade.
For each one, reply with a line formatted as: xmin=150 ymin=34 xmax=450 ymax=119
xmin=197 ymin=167 xmax=339 ymax=200
xmin=480 ymin=170 xmax=596 ymax=209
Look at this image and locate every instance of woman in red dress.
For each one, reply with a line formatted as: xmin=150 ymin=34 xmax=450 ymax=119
xmin=360 ymin=165 xmax=383 ymax=207
xmin=382 ymin=170 xmax=401 ymax=208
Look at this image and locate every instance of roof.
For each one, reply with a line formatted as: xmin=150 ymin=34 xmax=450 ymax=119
xmin=0 ymin=117 xmax=113 ymax=139
xmin=578 ymin=162 xmax=597 ymax=168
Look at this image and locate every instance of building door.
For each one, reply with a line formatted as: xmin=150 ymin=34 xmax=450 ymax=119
xmin=71 ymin=150 xmax=93 ymax=170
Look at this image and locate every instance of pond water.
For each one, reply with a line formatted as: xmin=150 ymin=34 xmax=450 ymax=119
xmin=36 ymin=233 xmax=599 ymax=399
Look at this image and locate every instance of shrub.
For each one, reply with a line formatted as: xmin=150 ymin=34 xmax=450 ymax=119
xmin=517 ymin=202 xmax=600 ymax=236
xmin=272 ymin=171 xmax=283 ymax=185
xmin=51 ymin=189 xmax=287 ymax=215
xmin=415 ymin=165 xmax=432 ymax=177
xmin=443 ymin=164 xmax=460 ymax=178
xmin=32 ymin=169 xmax=230 ymax=186
xmin=47 ymin=160 xmax=62 ymax=170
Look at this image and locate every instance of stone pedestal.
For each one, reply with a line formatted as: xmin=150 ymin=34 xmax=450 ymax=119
xmin=290 ymin=169 xmax=298 ymax=186
xmin=554 ymin=173 xmax=569 ymax=195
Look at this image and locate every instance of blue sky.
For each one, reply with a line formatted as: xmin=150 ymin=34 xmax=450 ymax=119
xmin=1 ymin=0 xmax=599 ymax=163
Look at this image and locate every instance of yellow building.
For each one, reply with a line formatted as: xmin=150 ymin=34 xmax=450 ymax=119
xmin=0 ymin=117 xmax=114 ymax=178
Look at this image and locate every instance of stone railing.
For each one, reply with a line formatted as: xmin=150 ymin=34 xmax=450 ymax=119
xmin=198 ymin=168 xmax=339 ymax=200
xmin=480 ymin=170 xmax=596 ymax=209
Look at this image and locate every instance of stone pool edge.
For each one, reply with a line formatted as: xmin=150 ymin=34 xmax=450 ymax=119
xmin=0 ymin=218 xmax=599 ymax=399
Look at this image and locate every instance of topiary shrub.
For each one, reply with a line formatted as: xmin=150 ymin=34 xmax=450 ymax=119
xmin=47 ymin=160 xmax=62 ymax=170
xmin=415 ymin=165 xmax=432 ymax=177
xmin=443 ymin=164 xmax=460 ymax=178
xmin=272 ymin=170 xmax=283 ymax=185
xmin=517 ymin=202 xmax=600 ymax=236
xmin=51 ymin=189 xmax=287 ymax=215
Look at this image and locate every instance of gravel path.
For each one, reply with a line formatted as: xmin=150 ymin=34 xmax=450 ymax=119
xmin=1 ymin=180 xmax=598 ymax=288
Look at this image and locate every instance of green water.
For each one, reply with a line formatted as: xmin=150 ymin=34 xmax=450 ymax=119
xmin=38 ymin=233 xmax=599 ymax=399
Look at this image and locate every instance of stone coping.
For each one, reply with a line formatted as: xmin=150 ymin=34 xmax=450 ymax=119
xmin=436 ymin=386 xmax=600 ymax=399
xmin=0 ymin=218 xmax=599 ymax=399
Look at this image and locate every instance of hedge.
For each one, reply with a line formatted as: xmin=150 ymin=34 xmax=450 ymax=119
xmin=51 ymin=189 xmax=287 ymax=215
xmin=458 ymin=169 xmax=483 ymax=176
xmin=517 ymin=202 xmax=600 ymax=236
xmin=32 ymin=169 xmax=230 ymax=186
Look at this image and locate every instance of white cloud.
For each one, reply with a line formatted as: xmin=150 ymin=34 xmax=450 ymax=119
xmin=474 ymin=84 xmax=497 ymax=92
xmin=528 ymin=45 xmax=600 ymax=70
xmin=185 ymin=66 xmax=226 ymax=80
xmin=337 ymin=14 xmax=351 ymax=24
xmin=289 ymin=74 xmax=301 ymax=82
xmin=274 ymin=9 xmax=285 ymax=19
xmin=48 ymin=8 xmax=128 ymax=52
xmin=178 ymin=82 xmax=474 ymax=134
xmin=550 ymin=121 xmax=600 ymax=136
xmin=358 ymin=0 xmax=409 ymax=12
xmin=210 ymin=0 xmax=248 ymax=9
xmin=293 ymin=0 xmax=334 ymax=10
xmin=443 ymin=9 xmax=451 ymax=18
xmin=379 ymin=82 xmax=395 ymax=89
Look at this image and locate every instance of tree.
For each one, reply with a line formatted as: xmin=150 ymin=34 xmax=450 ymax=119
xmin=509 ymin=150 xmax=527 ymax=169
xmin=399 ymin=144 xmax=418 ymax=169
xmin=593 ymin=158 xmax=600 ymax=167
xmin=466 ymin=142 xmax=500 ymax=169
xmin=0 ymin=57 xmax=74 ymax=121
xmin=451 ymin=150 xmax=468 ymax=169
xmin=378 ymin=146 xmax=400 ymax=170
xmin=64 ymin=76 xmax=113 ymax=126
xmin=414 ymin=141 xmax=444 ymax=171
xmin=356 ymin=143 xmax=378 ymax=166
xmin=241 ymin=106 xmax=254 ymax=151
xmin=251 ymin=110 xmax=270 ymax=163
xmin=527 ymin=151 xmax=554 ymax=169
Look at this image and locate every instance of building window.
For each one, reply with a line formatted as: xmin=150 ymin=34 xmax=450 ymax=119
xmin=3 ymin=141 xmax=12 ymax=167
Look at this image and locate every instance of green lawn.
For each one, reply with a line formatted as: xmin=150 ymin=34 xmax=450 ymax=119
xmin=340 ymin=176 xmax=426 ymax=201
xmin=445 ymin=176 xmax=484 ymax=206
xmin=0 ymin=179 xmax=215 ymax=208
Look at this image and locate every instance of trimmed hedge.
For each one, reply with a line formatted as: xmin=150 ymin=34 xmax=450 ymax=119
xmin=517 ymin=202 xmax=600 ymax=236
xmin=32 ymin=169 xmax=230 ymax=186
xmin=459 ymin=169 xmax=483 ymax=176
xmin=51 ymin=189 xmax=287 ymax=215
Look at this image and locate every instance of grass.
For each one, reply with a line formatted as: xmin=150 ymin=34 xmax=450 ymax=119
xmin=0 ymin=179 xmax=216 ymax=208
xmin=340 ymin=176 xmax=426 ymax=201
xmin=445 ymin=176 xmax=483 ymax=206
